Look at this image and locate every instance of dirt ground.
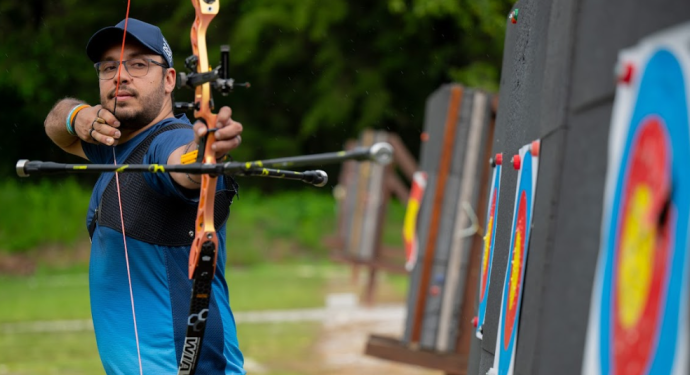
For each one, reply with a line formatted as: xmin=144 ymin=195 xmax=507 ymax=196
xmin=315 ymin=311 xmax=443 ymax=375
xmin=311 ymin=272 xmax=444 ymax=375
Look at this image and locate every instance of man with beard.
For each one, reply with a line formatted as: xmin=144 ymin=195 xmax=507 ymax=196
xmin=43 ymin=19 xmax=245 ymax=374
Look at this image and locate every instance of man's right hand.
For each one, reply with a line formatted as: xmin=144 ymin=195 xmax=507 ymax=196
xmin=75 ymin=105 xmax=121 ymax=146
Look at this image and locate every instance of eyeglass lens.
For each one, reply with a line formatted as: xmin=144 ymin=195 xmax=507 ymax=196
xmin=97 ymin=59 xmax=151 ymax=79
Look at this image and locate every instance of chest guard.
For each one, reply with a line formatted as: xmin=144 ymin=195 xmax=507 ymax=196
xmin=89 ymin=123 xmax=238 ymax=246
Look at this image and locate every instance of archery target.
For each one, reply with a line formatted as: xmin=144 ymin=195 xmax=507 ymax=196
xmin=404 ymin=171 xmax=428 ymax=271
xmin=582 ymin=22 xmax=690 ymax=375
xmin=489 ymin=142 xmax=540 ymax=375
xmin=476 ymin=156 xmax=503 ymax=339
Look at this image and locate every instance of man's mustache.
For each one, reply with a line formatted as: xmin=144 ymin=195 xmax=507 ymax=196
xmin=108 ymin=87 xmax=137 ymax=100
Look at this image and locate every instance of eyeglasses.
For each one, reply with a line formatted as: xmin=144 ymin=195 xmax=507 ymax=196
xmin=94 ymin=58 xmax=169 ymax=80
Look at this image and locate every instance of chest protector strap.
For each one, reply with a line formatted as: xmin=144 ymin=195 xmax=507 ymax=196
xmin=88 ymin=123 xmax=238 ymax=246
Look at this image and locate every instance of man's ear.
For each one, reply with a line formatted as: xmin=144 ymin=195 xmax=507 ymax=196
xmin=165 ymin=67 xmax=176 ymax=95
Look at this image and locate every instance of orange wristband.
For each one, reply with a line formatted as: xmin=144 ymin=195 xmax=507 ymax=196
xmin=69 ymin=104 xmax=90 ymax=132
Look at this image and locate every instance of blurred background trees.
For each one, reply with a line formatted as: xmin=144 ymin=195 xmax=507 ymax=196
xmin=0 ymin=5 xmax=512 ymax=372
xmin=0 ymin=0 xmax=511 ymax=178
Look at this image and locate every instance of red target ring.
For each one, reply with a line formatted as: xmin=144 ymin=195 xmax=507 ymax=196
xmin=503 ymin=191 xmax=527 ymax=350
xmin=612 ymin=117 xmax=671 ymax=375
xmin=480 ymin=189 xmax=498 ymax=300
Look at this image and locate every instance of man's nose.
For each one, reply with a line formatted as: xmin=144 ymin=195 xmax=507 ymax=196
xmin=112 ymin=64 xmax=133 ymax=84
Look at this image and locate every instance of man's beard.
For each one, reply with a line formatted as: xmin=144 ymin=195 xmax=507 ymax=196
xmin=102 ymin=82 xmax=166 ymax=130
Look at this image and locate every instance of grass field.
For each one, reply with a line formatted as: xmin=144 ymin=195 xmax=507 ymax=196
xmin=0 ymin=262 xmax=409 ymax=374
xmin=0 ymin=182 xmax=409 ymax=374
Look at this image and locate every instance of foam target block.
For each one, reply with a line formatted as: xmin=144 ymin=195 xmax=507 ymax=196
xmin=402 ymin=85 xmax=494 ymax=355
xmin=582 ymin=22 xmax=690 ymax=375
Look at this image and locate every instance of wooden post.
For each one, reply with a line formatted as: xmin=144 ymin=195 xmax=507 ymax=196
xmin=411 ymin=86 xmax=464 ymax=342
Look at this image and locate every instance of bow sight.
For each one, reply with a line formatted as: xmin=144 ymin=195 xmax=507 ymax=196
xmin=175 ymin=45 xmax=250 ymax=111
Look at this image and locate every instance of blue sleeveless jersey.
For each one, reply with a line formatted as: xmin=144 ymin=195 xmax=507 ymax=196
xmin=82 ymin=114 xmax=245 ymax=375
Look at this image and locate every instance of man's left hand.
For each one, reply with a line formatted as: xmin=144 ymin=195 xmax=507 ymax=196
xmin=193 ymin=106 xmax=243 ymax=159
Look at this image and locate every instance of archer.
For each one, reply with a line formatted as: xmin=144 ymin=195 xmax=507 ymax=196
xmin=42 ymin=18 xmax=246 ymax=374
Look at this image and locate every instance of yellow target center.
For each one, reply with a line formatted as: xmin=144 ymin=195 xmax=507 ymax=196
xmin=508 ymin=231 xmax=522 ymax=311
xmin=403 ymin=199 xmax=421 ymax=244
xmin=617 ymin=185 xmax=655 ymax=329
xmin=482 ymin=216 xmax=494 ymax=275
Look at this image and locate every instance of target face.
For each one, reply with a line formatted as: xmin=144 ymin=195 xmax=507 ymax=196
xmin=403 ymin=171 xmax=427 ymax=271
xmin=476 ymin=162 xmax=502 ymax=339
xmin=582 ymin=24 xmax=690 ymax=375
xmin=503 ymin=191 xmax=527 ymax=350
xmin=611 ymin=118 xmax=671 ymax=374
xmin=491 ymin=142 xmax=540 ymax=375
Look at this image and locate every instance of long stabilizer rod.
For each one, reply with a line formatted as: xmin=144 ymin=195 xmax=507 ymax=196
xmin=16 ymin=142 xmax=393 ymax=187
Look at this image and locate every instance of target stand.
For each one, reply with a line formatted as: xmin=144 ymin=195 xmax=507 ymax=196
xmin=365 ymin=84 xmax=497 ymax=374
xmin=326 ymin=129 xmax=418 ymax=305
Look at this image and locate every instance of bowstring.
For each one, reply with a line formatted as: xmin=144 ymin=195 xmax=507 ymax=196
xmin=112 ymin=1 xmax=144 ymax=374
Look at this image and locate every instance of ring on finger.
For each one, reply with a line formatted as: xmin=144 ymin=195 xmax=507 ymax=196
xmin=90 ymin=120 xmax=99 ymax=142
xmin=95 ymin=117 xmax=106 ymax=124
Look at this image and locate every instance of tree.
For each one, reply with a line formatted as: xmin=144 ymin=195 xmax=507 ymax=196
xmin=0 ymin=0 xmax=512 ymax=182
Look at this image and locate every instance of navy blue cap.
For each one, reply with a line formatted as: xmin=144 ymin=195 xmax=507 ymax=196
xmin=86 ymin=18 xmax=173 ymax=67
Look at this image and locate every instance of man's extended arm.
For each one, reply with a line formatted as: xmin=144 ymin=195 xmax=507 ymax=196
xmin=44 ymin=98 xmax=90 ymax=159
xmin=44 ymin=98 xmax=122 ymax=160
xmin=168 ymin=109 xmax=243 ymax=190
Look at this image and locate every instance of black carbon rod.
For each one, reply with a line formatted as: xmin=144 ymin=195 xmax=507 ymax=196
xmin=230 ymin=142 xmax=393 ymax=171
xmin=16 ymin=142 xmax=393 ymax=179
xmin=16 ymin=160 xmax=223 ymax=176
xmin=235 ymin=169 xmax=328 ymax=187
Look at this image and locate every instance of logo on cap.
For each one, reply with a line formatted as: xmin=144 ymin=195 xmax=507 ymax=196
xmin=162 ymin=38 xmax=173 ymax=65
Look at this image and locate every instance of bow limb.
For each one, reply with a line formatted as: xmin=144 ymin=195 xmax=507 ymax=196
xmin=188 ymin=0 xmax=219 ymax=281
xmin=178 ymin=1 xmax=220 ymax=374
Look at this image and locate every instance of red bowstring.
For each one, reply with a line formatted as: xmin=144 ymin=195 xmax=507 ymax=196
xmin=112 ymin=1 xmax=144 ymax=374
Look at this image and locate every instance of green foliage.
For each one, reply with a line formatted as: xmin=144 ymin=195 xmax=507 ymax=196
xmin=0 ymin=0 xmax=512 ymax=178
xmin=0 ymin=180 xmax=406 ymax=262
xmin=225 ymin=189 xmax=405 ymax=265
xmin=224 ymin=190 xmax=336 ymax=265
xmin=382 ymin=197 xmax=407 ymax=247
xmin=0 ymin=179 xmax=91 ymax=252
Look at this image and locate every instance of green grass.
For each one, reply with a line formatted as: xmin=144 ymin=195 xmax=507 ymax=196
xmin=0 ymin=322 xmax=321 ymax=375
xmin=0 ymin=262 xmax=406 ymax=321
xmin=0 ymin=262 xmax=345 ymax=323
xmin=0 ymin=272 xmax=92 ymax=322
xmin=0 ymin=180 xmax=410 ymax=374
xmin=226 ymin=262 xmax=342 ymax=311
xmin=238 ymin=322 xmax=321 ymax=375
xmin=0 ymin=262 xmax=405 ymax=375
xmin=0 ymin=331 xmax=103 ymax=375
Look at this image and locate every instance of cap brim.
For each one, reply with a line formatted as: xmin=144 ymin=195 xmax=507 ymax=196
xmin=86 ymin=26 xmax=158 ymax=63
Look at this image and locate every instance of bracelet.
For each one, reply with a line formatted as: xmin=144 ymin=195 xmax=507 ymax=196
xmin=65 ymin=104 xmax=90 ymax=136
